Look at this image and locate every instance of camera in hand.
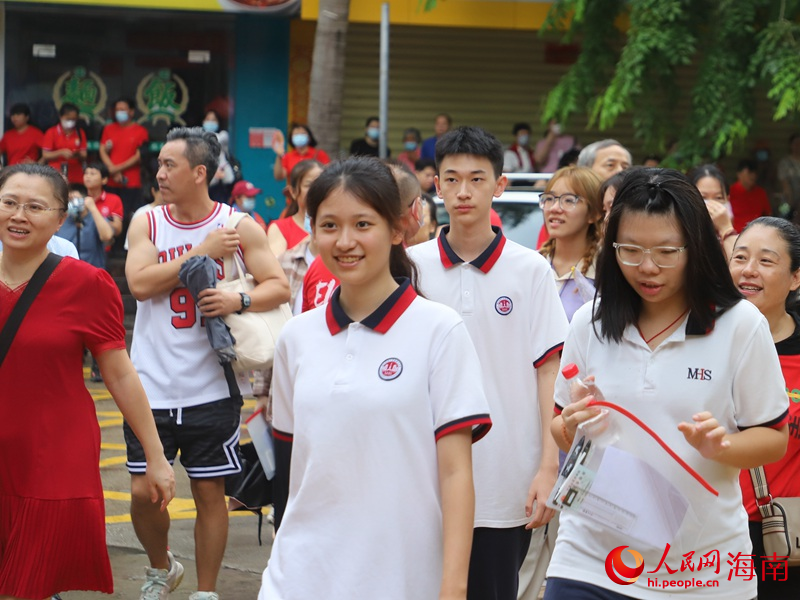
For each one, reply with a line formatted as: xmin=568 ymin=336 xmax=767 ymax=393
xmin=67 ymin=196 xmax=85 ymax=221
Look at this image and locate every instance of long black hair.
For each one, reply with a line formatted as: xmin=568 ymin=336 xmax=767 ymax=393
xmin=594 ymin=167 xmax=742 ymax=342
xmin=306 ymin=156 xmax=420 ymax=292
xmin=738 ymin=216 xmax=800 ymax=313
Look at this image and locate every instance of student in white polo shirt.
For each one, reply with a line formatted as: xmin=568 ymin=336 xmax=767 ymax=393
xmin=259 ymin=156 xmax=492 ymax=600
xmin=408 ymin=126 xmax=569 ymax=600
xmin=547 ymin=168 xmax=789 ymax=600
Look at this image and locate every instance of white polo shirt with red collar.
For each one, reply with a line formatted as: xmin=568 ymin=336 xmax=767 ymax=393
xmin=408 ymin=227 xmax=569 ymax=528
xmin=262 ymin=279 xmax=491 ymax=600
xmin=548 ymin=300 xmax=789 ymax=599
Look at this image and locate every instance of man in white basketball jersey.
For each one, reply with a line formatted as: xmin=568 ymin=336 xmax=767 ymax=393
xmin=125 ymin=127 xmax=289 ymax=600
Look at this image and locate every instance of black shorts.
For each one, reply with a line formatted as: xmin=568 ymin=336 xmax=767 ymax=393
xmin=124 ymin=396 xmax=243 ymax=479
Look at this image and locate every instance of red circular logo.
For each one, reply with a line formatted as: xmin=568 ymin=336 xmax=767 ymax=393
xmin=378 ymin=358 xmax=403 ymax=381
xmin=495 ymin=296 xmax=513 ymax=315
xmin=605 ymin=545 xmax=644 ymax=585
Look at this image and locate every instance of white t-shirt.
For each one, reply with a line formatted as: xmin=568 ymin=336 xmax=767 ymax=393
xmin=0 ymin=236 xmax=79 ymax=259
xmin=409 ymin=228 xmax=569 ymax=527
xmin=130 ymin=202 xmax=250 ymax=409
xmin=548 ymin=300 xmax=789 ymax=599
xmin=260 ymin=279 xmax=491 ymax=600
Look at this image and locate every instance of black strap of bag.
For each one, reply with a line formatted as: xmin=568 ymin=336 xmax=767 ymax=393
xmin=0 ymin=253 xmax=62 ymax=367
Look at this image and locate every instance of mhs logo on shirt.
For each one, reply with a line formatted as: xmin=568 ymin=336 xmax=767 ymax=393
xmin=687 ymin=368 xmax=712 ymax=381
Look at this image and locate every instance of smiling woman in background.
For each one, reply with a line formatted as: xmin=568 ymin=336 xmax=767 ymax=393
xmin=0 ymin=163 xmax=174 ymax=600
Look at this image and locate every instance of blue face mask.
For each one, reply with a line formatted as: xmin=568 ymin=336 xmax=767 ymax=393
xmin=202 ymin=120 xmax=219 ymax=133
xmin=517 ymin=134 xmax=530 ymax=146
xmin=366 ymin=127 xmax=380 ymax=140
xmin=242 ymin=198 xmax=256 ymax=212
xmin=303 ymin=212 xmax=312 ymax=233
xmin=291 ymin=133 xmax=309 ymax=148
xmin=115 ymin=110 xmax=130 ymax=124
xmin=404 ymin=141 xmax=418 ymax=152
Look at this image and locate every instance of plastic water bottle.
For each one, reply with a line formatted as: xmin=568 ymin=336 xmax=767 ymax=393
xmin=561 ymin=363 xmax=604 ymax=403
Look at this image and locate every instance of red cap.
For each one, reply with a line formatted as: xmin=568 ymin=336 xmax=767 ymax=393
xmin=230 ymin=180 xmax=262 ymax=199
xmin=561 ymin=363 xmax=579 ymax=379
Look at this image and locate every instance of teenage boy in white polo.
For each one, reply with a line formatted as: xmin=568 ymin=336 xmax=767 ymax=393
xmin=408 ymin=126 xmax=568 ymax=600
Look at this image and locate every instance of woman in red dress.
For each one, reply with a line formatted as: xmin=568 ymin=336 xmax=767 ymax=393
xmin=0 ymin=163 xmax=174 ymax=600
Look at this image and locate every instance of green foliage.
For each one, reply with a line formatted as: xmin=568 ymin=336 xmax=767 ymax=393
xmin=541 ymin=0 xmax=800 ymax=168
xmin=417 ymin=0 xmax=438 ymax=12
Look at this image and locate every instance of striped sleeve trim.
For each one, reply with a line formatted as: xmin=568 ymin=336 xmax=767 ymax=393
xmin=435 ymin=414 xmax=493 ymax=443
xmin=738 ymin=409 xmax=790 ymax=432
xmin=273 ymin=428 xmax=294 ymax=442
xmin=533 ymin=342 xmax=564 ymax=368
xmin=553 ymin=403 xmax=565 ymax=416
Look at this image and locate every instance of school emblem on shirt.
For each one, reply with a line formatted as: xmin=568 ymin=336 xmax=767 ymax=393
xmin=495 ymin=296 xmax=513 ymax=315
xmin=378 ymin=358 xmax=403 ymax=381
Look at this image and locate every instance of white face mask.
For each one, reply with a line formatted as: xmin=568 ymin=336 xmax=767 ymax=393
xmin=115 ymin=110 xmax=130 ymax=124
xmin=303 ymin=212 xmax=312 ymax=233
xmin=242 ymin=198 xmax=256 ymax=212
xmin=517 ymin=134 xmax=530 ymax=146
xmin=203 ymin=120 xmax=219 ymax=133
xmin=61 ymin=119 xmax=76 ymax=130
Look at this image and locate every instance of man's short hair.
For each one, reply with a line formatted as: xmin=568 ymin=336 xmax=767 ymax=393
xmin=9 ymin=103 xmax=30 ymax=118
xmin=114 ymin=97 xmax=136 ymax=110
xmin=365 ymin=116 xmax=379 ymax=127
xmin=60 ymin=103 xmax=79 ymax=117
xmin=414 ymin=158 xmax=436 ymax=172
xmin=513 ymin=122 xmax=532 ymax=136
xmin=84 ymin=161 xmax=109 ymax=180
xmin=577 ymin=139 xmax=631 ymax=168
xmin=737 ymin=158 xmax=758 ymax=173
xmin=166 ymin=127 xmax=221 ymax=185
xmin=435 ymin=126 xmax=504 ymax=178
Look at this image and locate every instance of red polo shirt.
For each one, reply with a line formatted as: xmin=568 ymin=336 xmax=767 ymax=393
xmin=281 ymin=147 xmax=331 ymax=180
xmin=93 ymin=190 xmax=124 ymax=221
xmin=100 ymin=122 xmax=149 ymax=188
xmin=729 ymin=181 xmax=771 ymax=233
xmin=0 ymin=126 xmax=44 ymax=165
xmin=42 ymin=124 xmax=87 ymax=184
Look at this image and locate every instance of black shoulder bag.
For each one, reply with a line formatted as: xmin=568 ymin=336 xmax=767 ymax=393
xmin=0 ymin=253 xmax=62 ymax=367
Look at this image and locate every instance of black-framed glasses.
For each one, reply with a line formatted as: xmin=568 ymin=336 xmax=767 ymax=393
xmin=613 ymin=243 xmax=687 ymax=268
xmin=538 ymin=193 xmax=582 ymax=211
xmin=0 ymin=197 xmax=65 ymax=217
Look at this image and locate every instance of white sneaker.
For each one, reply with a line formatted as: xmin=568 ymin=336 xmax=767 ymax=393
xmin=188 ymin=593 xmax=220 ymax=600
xmin=139 ymin=551 xmax=184 ymax=600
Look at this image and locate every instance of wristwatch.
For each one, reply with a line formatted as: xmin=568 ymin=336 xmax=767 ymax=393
xmin=237 ymin=293 xmax=251 ymax=314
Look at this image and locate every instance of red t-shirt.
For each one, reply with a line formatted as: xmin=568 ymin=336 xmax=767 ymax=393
xmin=301 ymin=255 xmax=339 ymax=313
xmin=0 ymin=126 xmax=44 ymax=165
xmin=93 ymin=190 xmax=124 ymax=221
xmin=100 ymin=122 xmax=149 ymax=188
xmin=740 ymin=317 xmax=800 ymax=521
xmin=281 ymin=147 xmax=331 ymax=180
xmin=271 ymin=216 xmax=309 ymax=251
xmin=729 ymin=181 xmax=771 ymax=233
xmin=42 ymin=124 xmax=87 ymax=184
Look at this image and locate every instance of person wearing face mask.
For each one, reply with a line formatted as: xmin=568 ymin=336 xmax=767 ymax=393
xmin=349 ymin=116 xmax=389 ymax=158
xmin=99 ymin=97 xmax=150 ymax=222
xmin=503 ymin=122 xmax=537 ymax=174
xmin=230 ymin=180 xmax=268 ymax=233
xmin=202 ymin=109 xmax=237 ymax=204
xmin=396 ymin=127 xmax=422 ymax=171
xmin=272 ymin=123 xmax=331 ymax=182
xmin=42 ymin=103 xmax=87 ymax=185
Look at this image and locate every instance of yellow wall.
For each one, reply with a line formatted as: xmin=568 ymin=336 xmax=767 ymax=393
xmin=301 ymin=0 xmax=553 ymax=30
xmin=10 ymin=0 xmax=223 ymax=9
